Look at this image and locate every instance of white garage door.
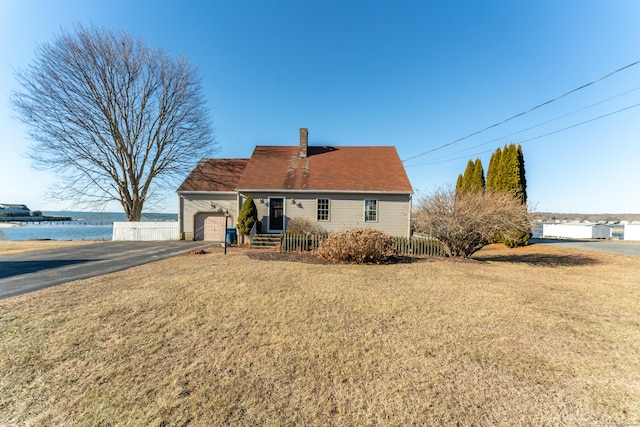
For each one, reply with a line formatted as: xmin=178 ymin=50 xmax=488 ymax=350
xmin=195 ymin=214 xmax=226 ymax=241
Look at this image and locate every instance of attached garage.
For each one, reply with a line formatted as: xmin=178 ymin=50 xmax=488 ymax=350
xmin=177 ymin=159 xmax=248 ymax=240
xmin=194 ymin=213 xmax=226 ymax=241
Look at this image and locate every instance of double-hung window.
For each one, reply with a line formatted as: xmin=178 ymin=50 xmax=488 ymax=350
xmin=317 ymin=198 xmax=330 ymax=221
xmin=364 ymin=199 xmax=378 ymax=222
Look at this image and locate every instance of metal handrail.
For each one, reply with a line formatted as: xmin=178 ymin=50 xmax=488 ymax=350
xmin=249 ymin=220 xmax=257 ymax=244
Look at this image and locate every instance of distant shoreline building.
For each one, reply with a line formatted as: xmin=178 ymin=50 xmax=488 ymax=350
xmin=542 ymin=222 xmax=611 ymax=239
xmin=0 ymin=204 xmax=31 ymax=217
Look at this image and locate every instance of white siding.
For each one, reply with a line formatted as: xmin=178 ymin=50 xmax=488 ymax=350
xmin=179 ymin=193 xmax=239 ymax=240
xmin=112 ymin=222 xmax=179 ymax=241
xmin=243 ymin=192 xmax=411 ymax=237
xmin=180 ymin=191 xmax=412 ymax=238
xmin=245 ymin=193 xmax=281 ymax=233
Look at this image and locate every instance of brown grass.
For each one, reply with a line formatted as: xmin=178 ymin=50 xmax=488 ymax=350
xmin=0 ymin=240 xmax=97 ymax=256
xmin=1 ymin=244 xmax=639 ymax=426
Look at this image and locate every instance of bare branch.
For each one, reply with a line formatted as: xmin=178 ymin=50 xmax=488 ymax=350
xmin=413 ymin=186 xmax=531 ymax=257
xmin=11 ymin=24 xmax=216 ymax=220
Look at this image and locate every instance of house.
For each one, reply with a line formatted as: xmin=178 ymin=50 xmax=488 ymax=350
xmin=0 ymin=204 xmax=31 ymax=217
xmin=177 ymin=128 xmax=413 ymax=241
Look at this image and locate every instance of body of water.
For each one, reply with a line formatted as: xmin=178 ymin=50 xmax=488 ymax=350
xmin=0 ymin=211 xmax=178 ymax=241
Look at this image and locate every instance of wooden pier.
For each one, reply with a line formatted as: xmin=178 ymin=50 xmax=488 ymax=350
xmin=0 ymin=215 xmax=73 ymax=224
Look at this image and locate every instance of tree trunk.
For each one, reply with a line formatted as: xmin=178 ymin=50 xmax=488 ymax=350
xmin=130 ymin=202 xmax=143 ymax=222
xmin=122 ymin=199 xmax=143 ymax=221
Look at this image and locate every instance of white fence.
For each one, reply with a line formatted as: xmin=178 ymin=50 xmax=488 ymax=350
xmin=625 ymin=224 xmax=640 ymax=241
xmin=112 ymin=222 xmax=179 ymax=241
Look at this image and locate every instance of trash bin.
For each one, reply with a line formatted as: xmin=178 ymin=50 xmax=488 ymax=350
xmin=226 ymin=227 xmax=237 ymax=244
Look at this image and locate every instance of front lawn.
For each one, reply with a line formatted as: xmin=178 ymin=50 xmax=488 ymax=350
xmin=1 ymin=244 xmax=638 ymax=425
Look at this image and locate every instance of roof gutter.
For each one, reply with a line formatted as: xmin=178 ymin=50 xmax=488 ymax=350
xmin=236 ymin=189 xmax=413 ymax=195
xmin=177 ymin=191 xmax=238 ymax=195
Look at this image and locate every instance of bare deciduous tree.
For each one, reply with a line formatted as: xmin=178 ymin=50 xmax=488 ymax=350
xmin=11 ymin=25 xmax=215 ymax=220
xmin=413 ymin=187 xmax=531 ymax=258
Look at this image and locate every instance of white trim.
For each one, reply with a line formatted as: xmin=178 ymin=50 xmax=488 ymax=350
xmin=177 ymin=191 xmax=238 ymax=195
xmin=316 ymin=197 xmax=331 ymax=222
xmin=237 ymin=189 xmax=412 ymax=195
xmin=408 ymin=193 xmax=413 ymax=238
xmin=364 ymin=199 xmax=378 ymax=223
xmin=179 ymin=195 xmax=185 ymax=238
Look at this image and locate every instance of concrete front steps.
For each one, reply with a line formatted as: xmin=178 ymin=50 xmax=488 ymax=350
xmin=250 ymin=233 xmax=282 ymax=249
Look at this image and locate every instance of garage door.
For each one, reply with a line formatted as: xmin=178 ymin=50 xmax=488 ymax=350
xmin=195 ymin=214 xmax=226 ymax=241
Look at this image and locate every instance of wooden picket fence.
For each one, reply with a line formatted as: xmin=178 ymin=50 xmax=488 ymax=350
xmin=392 ymin=236 xmax=446 ymax=257
xmin=280 ymin=233 xmax=328 ymax=252
xmin=280 ymin=233 xmax=446 ymax=257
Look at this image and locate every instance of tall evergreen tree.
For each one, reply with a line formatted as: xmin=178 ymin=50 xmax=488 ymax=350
xmin=517 ymin=144 xmax=527 ymax=204
xmin=485 ymin=143 xmax=530 ymax=246
xmin=456 ymin=173 xmax=464 ymax=193
xmin=463 ymin=159 xmax=475 ymax=192
xmin=486 ymin=143 xmax=527 ymax=202
xmin=457 ymin=158 xmax=484 ymax=194
xmin=486 ymin=148 xmax=502 ymax=192
xmin=237 ymin=196 xmax=258 ymax=236
xmin=499 ymin=144 xmax=512 ymax=193
xmin=505 ymin=144 xmax=526 ymax=204
xmin=503 ymin=144 xmax=517 ymax=195
xmin=470 ymin=158 xmax=485 ymax=193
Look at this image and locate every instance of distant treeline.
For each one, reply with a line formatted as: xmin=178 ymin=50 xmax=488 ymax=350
xmin=531 ymin=212 xmax=640 ymax=222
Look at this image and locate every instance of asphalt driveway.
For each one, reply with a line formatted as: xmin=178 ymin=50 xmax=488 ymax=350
xmin=531 ymin=238 xmax=640 ymax=257
xmin=0 ymin=241 xmax=216 ymax=299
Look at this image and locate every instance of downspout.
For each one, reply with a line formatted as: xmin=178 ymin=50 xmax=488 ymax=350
xmin=178 ymin=194 xmax=185 ymax=240
xmin=408 ymin=193 xmax=413 ymax=238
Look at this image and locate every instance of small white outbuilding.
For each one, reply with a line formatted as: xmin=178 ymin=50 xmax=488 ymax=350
xmin=542 ymin=223 xmax=611 ymax=239
xmin=624 ymin=224 xmax=640 ymax=241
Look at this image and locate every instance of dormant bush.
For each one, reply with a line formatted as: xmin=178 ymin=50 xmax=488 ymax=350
xmin=413 ymin=186 xmax=531 ymax=258
xmin=316 ymin=229 xmax=396 ymax=264
xmin=285 ymin=218 xmax=325 ymax=235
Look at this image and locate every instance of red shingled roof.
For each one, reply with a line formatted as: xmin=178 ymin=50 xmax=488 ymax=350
xmin=236 ymin=145 xmax=413 ymax=193
xmin=178 ymin=158 xmax=249 ymax=192
xmin=178 ymin=145 xmax=413 ymax=194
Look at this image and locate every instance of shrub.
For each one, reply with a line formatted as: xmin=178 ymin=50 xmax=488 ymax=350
xmin=499 ymin=230 xmax=532 ymax=248
xmin=413 ymin=186 xmax=531 ymax=258
xmin=237 ymin=197 xmax=258 ymax=235
xmin=31 ymin=210 xmax=42 ymax=217
xmin=316 ymin=228 xmax=396 ymax=264
xmin=285 ymin=218 xmax=325 ymax=235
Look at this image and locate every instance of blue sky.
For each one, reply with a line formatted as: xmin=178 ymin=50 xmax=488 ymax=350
xmin=1 ymin=0 xmax=639 ymax=214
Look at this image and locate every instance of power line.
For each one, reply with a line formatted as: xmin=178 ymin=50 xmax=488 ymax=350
xmin=518 ymin=102 xmax=640 ymax=144
xmin=405 ymin=101 xmax=640 ymax=167
xmin=409 ymin=85 xmax=640 ymax=165
xmin=402 ymin=60 xmax=640 ymax=163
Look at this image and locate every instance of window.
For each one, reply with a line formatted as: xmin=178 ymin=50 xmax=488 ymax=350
xmin=364 ymin=199 xmax=377 ymax=222
xmin=317 ymin=198 xmax=330 ymax=221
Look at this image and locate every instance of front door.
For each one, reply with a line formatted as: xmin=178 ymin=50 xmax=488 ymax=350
xmin=269 ymin=198 xmax=284 ymax=231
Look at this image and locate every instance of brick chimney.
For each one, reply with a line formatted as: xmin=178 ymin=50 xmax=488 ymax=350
xmin=299 ymin=128 xmax=308 ymax=158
